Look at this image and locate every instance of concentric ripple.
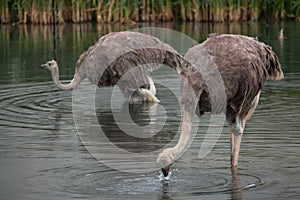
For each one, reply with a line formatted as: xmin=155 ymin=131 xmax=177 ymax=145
xmin=0 ymin=82 xmax=73 ymax=130
xmin=27 ymin=164 xmax=262 ymax=199
xmin=1 ymin=74 xmax=300 ymax=199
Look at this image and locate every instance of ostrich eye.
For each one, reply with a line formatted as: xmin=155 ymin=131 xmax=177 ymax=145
xmin=48 ymin=62 xmax=52 ymax=66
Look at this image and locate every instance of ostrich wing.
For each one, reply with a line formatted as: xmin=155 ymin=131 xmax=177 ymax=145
xmin=184 ymin=34 xmax=283 ymax=119
xmin=75 ymin=31 xmax=179 ymax=90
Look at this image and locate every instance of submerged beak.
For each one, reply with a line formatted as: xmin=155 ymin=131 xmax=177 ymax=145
xmin=161 ymin=165 xmax=171 ymax=177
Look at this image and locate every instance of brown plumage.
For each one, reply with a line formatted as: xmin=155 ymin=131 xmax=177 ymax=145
xmin=41 ymin=31 xmax=178 ymax=102
xmin=192 ymin=34 xmax=283 ymax=119
xmin=42 ymin=31 xmax=283 ymax=176
xmin=157 ymin=34 xmax=284 ymax=176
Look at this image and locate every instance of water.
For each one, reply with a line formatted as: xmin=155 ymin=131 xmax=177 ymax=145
xmin=1 ymin=22 xmax=300 ymax=199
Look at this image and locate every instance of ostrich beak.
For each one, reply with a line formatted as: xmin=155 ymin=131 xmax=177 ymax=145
xmin=40 ymin=63 xmax=46 ymax=68
xmin=161 ymin=165 xmax=171 ymax=177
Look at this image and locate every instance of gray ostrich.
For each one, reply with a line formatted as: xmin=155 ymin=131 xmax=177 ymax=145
xmin=156 ymin=34 xmax=284 ymax=176
xmin=41 ymin=31 xmax=178 ymax=102
xmin=42 ymin=32 xmax=283 ymax=177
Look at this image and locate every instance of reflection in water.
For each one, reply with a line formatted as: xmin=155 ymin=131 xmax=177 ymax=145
xmin=1 ymin=21 xmax=299 ymax=85
xmin=1 ymin=22 xmax=300 ymax=84
xmin=0 ymin=74 xmax=299 ymax=199
xmin=0 ymin=22 xmax=300 ymax=199
xmin=159 ymin=181 xmax=174 ymax=200
xmin=231 ymin=167 xmax=243 ymax=200
xmin=53 ymin=107 xmax=62 ymax=132
xmin=95 ymin=84 xmax=181 ymax=153
xmin=96 ymin=102 xmax=178 ymax=153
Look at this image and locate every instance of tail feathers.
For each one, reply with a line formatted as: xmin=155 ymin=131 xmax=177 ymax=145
xmin=147 ymin=76 xmax=156 ymax=95
xmin=265 ymin=45 xmax=284 ymax=80
xmin=138 ymin=88 xmax=160 ymax=102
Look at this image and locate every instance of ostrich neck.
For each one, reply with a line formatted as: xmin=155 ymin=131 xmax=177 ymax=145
xmin=172 ymin=110 xmax=193 ymax=155
xmin=170 ymin=101 xmax=196 ymax=158
xmin=52 ymin=67 xmax=74 ymax=90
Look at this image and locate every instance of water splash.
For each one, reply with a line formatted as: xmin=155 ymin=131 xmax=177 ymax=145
xmin=158 ymin=170 xmax=172 ymax=182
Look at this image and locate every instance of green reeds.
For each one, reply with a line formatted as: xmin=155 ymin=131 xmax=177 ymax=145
xmin=292 ymin=0 xmax=300 ymax=21
xmin=1 ymin=0 xmax=300 ymax=24
xmin=249 ymin=0 xmax=259 ymax=21
xmin=12 ymin=0 xmax=28 ymax=23
xmin=0 ymin=0 xmax=10 ymax=24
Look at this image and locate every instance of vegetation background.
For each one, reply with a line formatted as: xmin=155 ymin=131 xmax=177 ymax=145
xmin=1 ymin=0 xmax=300 ymax=24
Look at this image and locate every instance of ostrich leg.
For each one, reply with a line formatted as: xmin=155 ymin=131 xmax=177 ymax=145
xmin=230 ymin=92 xmax=260 ymax=167
xmin=230 ymin=117 xmax=246 ymax=167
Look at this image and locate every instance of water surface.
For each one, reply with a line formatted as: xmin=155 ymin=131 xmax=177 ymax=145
xmin=0 ymin=22 xmax=300 ymax=199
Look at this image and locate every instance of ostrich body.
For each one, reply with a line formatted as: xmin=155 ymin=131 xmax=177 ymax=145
xmin=157 ymin=34 xmax=284 ymax=176
xmin=41 ymin=31 xmax=177 ymax=102
xmin=42 ymin=31 xmax=283 ymax=176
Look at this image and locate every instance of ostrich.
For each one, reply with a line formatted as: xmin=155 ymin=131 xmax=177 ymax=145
xmin=157 ymin=34 xmax=284 ymax=176
xmin=41 ymin=31 xmax=178 ymax=102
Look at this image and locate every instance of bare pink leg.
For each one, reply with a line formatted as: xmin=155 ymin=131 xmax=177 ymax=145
xmin=230 ymin=117 xmax=245 ymax=167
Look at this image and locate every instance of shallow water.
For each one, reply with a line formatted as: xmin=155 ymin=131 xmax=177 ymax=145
xmin=1 ymin=22 xmax=300 ymax=199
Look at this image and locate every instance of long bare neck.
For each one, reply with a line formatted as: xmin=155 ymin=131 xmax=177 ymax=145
xmin=52 ymin=66 xmax=78 ymax=90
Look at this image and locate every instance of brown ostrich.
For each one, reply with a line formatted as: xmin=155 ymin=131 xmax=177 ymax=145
xmin=41 ymin=31 xmax=178 ymax=102
xmin=41 ymin=31 xmax=283 ymax=177
xmin=156 ymin=34 xmax=284 ymax=176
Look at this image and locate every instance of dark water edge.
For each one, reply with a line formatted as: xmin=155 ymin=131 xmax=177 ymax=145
xmin=0 ymin=21 xmax=300 ymax=200
xmin=0 ymin=21 xmax=300 ymax=85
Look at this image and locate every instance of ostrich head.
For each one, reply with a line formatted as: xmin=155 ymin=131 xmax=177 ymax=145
xmin=40 ymin=59 xmax=76 ymax=90
xmin=157 ymin=149 xmax=174 ymax=177
xmin=41 ymin=60 xmax=58 ymax=72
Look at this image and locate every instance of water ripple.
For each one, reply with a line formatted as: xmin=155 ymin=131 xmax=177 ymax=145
xmin=0 ymin=82 xmax=72 ymax=130
xmin=1 ymin=74 xmax=300 ymax=199
xmin=27 ymin=164 xmax=262 ymax=199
